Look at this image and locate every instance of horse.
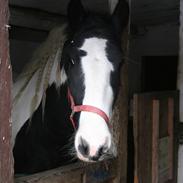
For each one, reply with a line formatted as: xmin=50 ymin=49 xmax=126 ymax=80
xmin=12 ymin=0 xmax=129 ymax=174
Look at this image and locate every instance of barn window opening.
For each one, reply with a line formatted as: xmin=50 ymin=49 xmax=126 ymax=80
xmin=10 ymin=28 xmax=47 ymax=80
xmin=141 ymin=56 xmax=178 ymax=92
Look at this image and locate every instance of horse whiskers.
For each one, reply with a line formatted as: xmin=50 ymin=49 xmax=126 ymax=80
xmin=67 ymin=132 xmax=77 ymax=155
xmin=56 ymin=144 xmax=78 ymax=163
xmin=55 ymin=133 xmax=77 ymax=157
xmin=68 ymin=146 xmax=77 ymax=156
xmin=56 ymin=145 xmax=76 ymax=158
xmin=67 ymin=155 xmax=78 ymax=163
xmin=56 ymin=142 xmax=73 ymax=153
xmin=98 ymin=150 xmax=114 ymax=161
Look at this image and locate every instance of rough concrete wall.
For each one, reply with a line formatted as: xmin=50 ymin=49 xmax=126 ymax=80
xmin=0 ymin=0 xmax=14 ymax=182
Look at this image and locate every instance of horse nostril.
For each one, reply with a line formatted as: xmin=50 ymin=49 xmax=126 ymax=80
xmin=90 ymin=155 xmax=100 ymax=161
xmin=78 ymin=137 xmax=89 ymax=157
xmin=98 ymin=145 xmax=108 ymax=156
xmin=90 ymin=145 xmax=108 ymax=162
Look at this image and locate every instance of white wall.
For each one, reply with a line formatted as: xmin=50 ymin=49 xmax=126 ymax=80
xmin=129 ymin=23 xmax=179 ymax=97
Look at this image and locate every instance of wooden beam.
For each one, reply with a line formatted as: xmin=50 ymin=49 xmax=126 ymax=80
xmin=152 ymin=100 xmax=159 ymax=183
xmin=168 ymin=98 xmax=174 ymax=180
xmin=15 ymin=160 xmax=117 ymax=183
xmin=111 ymin=10 xmax=129 ymax=183
xmin=0 ymin=0 xmax=14 ymax=182
xmin=9 ymin=26 xmax=48 ymax=42
xmin=9 ymin=6 xmax=67 ymax=31
xmin=131 ymin=0 xmax=179 ymax=25
xmin=178 ymin=0 xmax=183 ymax=123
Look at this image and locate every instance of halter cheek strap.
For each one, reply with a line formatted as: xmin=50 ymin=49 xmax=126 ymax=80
xmin=67 ymin=88 xmax=110 ymax=130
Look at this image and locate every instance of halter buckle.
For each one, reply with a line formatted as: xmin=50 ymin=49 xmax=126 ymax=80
xmin=70 ymin=109 xmax=75 ymax=118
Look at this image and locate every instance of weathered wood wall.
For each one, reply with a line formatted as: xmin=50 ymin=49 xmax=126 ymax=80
xmin=177 ymin=0 xmax=183 ymax=182
xmin=133 ymin=91 xmax=179 ymax=183
xmin=178 ymin=0 xmax=183 ymax=123
xmin=111 ymin=32 xmax=129 ymax=183
xmin=0 ymin=0 xmax=14 ymax=182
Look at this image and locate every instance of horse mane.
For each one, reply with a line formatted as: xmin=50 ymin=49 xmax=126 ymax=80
xmin=12 ymin=24 xmax=68 ymax=144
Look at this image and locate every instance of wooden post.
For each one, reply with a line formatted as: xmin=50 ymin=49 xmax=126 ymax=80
xmin=152 ymin=100 xmax=159 ymax=183
xmin=0 ymin=0 xmax=14 ymax=182
xmin=133 ymin=95 xmax=139 ymax=183
xmin=112 ymin=22 xmax=129 ymax=183
xmin=178 ymin=1 xmax=183 ymax=182
xmin=167 ymin=98 xmax=174 ymax=180
xmin=112 ymin=62 xmax=128 ymax=183
xmin=133 ymin=92 xmax=178 ymax=183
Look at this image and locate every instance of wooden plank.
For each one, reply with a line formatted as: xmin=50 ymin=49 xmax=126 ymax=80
xmin=178 ymin=123 xmax=183 ymax=144
xmin=133 ymin=95 xmax=139 ymax=183
xmin=9 ymin=6 xmax=66 ymax=31
xmin=137 ymin=95 xmax=153 ymax=183
xmin=133 ymin=91 xmax=179 ymax=183
xmin=15 ymin=160 xmax=117 ymax=183
xmin=168 ymin=98 xmax=174 ymax=180
xmin=9 ymin=0 xmax=110 ymax=16
xmin=111 ymin=13 xmax=129 ymax=183
xmin=0 ymin=0 xmax=14 ymax=183
xmin=152 ymin=100 xmax=159 ymax=183
xmin=178 ymin=0 xmax=183 ymax=122
xmin=178 ymin=1 xmax=183 ymax=182
xmin=115 ymin=61 xmax=128 ymax=183
xmin=131 ymin=0 xmax=179 ymax=25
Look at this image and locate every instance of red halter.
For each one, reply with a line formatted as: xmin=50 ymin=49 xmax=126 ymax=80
xmin=67 ymin=88 xmax=110 ymax=130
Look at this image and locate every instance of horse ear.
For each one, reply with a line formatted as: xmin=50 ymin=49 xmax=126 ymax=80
xmin=112 ymin=0 xmax=129 ymax=37
xmin=67 ymin=0 xmax=85 ymax=32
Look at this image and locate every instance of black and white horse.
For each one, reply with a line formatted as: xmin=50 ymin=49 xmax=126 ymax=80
xmin=12 ymin=0 xmax=129 ymax=174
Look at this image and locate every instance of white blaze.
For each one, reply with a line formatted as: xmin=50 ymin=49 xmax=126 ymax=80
xmin=75 ymin=37 xmax=114 ymax=160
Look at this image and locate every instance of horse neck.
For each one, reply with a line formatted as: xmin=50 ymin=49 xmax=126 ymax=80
xmin=43 ymin=82 xmax=73 ymax=136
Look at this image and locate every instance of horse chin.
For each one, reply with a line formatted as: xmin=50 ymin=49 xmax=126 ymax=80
xmin=77 ymin=153 xmax=92 ymax=162
xmin=76 ymin=147 xmax=117 ymax=163
xmin=76 ymin=152 xmax=102 ymax=163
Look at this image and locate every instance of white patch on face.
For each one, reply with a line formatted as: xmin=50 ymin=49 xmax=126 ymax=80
xmin=74 ymin=38 xmax=114 ymax=161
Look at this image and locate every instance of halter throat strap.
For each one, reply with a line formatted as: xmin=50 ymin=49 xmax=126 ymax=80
xmin=67 ymin=88 xmax=110 ymax=129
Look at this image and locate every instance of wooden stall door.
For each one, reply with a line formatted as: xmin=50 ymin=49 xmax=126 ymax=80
xmin=0 ymin=0 xmax=14 ymax=183
xmin=133 ymin=91 xmax=179 ymax=183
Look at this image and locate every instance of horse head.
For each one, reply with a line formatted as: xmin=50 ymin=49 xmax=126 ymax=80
xmin=62 ymin=0 xmax=129 ymax=162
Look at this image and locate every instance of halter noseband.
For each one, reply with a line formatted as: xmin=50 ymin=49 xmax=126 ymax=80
xmin=67 ymin=88 xmax=110 ymax=130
